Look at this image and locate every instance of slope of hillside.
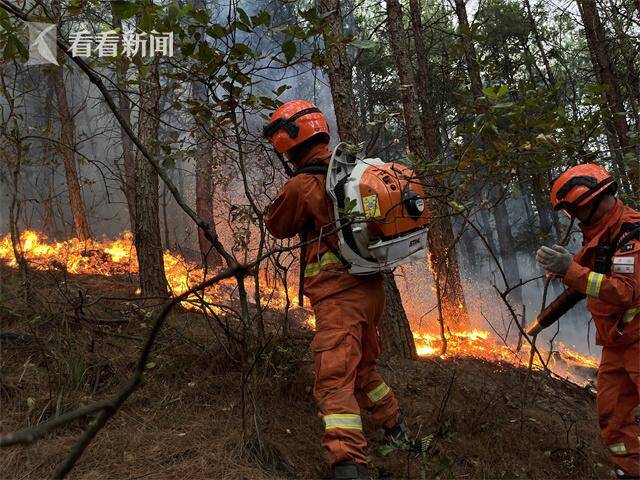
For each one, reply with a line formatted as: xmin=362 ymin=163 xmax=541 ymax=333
xmin=0 ymin=266 xmax=613 ymax=479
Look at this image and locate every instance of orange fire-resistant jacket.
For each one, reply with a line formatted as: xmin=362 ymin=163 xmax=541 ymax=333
xmin=562 ymin=200 xmax=640 ymax=347
xmin=265 ymin=143 xmax=381 ymax=305
xmin=265 ymin=143 xmax=397 ymax=466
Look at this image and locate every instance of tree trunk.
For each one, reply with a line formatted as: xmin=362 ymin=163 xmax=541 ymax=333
xmin=454 ymin=0 xmax=523 ymax=313
xmin=607 ymin=0 xmax=640 ymax=128
xmin=460 ymin=227 xmax=478 ymax=272
xmin=408 ymin=0 xmax=441 ymax=154
xmin=492 ymin=188 xmax=523 ymax=306
xmin=42 ymin=77 xmax=59 ymax=238
xmin=112 ymin=10 xmax=136 ymax=232
xmin=319 ymin=0 xmax=417 ymax=358
xmin=386 ymin=0 xmax=469 ymax=328
xmin=454 ymin=0 xmax=500 ymax=263
xmin=381 ymin=274 xmax=416 ymax=359
xmin=191 ymin=80 xmax=221 ymax=267
xmin=51 ymin=53 xmax=91 ymax=242
xmin=479 ymin=206 xmax=499 ymax=255
xmin=134 ymin=56 xmax=169 ymax=298
xmin=577 ymin=0 xmax=638 ymax=193
xmin=191 ymin=0 xmax=221 ymax=268
xmin=161 ymin=182 xmax=170 ymax=248
xmin=318 ymin=0 xmax=360 ymax=138
xmin=531 ymin=173 xmax=555 ymax=237
xmin=454 ymin=0 xmax=483 ymax=99
xmin=517 ymin=172 xmax=535 ymax=227
xmin=523 ymin=0 xmax=555 ymax=86
xmin=603 ymin=124 xmax=632 ymax=195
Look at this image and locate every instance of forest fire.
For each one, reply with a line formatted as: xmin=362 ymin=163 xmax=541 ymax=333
xmin=0 ymin=230 xmax=598 ymax=384
xmin=412 ymin=329 xmax=598 ymax=381
xmin=0 ymin=230 xmax=296 ymax=314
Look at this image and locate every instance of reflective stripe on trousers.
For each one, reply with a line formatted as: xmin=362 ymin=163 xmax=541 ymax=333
xmin=621 ymin=307 xmax=640 ymax=325
xmin=305 ymin=252 xmax=340 ymax=277
xmin=609 ymin=442 xmax=628 ymax=455
xmin=366 ymin=382 xmax=391 ymax=403
xmin=586 ymin=271 xmax=604 ymax=298
xmin=323 ymin=414 xmax=362 ymax=431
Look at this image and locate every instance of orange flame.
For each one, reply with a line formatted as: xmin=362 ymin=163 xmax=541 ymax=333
xmin=0 ymin=230 xmax=297 ymax=315
xmin=0 ymin=231 xmax=597 ymax=383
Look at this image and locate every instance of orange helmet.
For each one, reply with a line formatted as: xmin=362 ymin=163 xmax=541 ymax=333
xmin=262 ymin=100 xmax=329 ymax=154
xmin=551 ymin=164 xmax=617 ymax=211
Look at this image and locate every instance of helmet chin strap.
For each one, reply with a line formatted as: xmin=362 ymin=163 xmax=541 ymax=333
xmin=275 ymin=151 xmax=295 ymax=178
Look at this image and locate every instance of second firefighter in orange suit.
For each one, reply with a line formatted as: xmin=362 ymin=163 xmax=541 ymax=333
xmin=263 ymin=100 xmax=405 ymax=479
xmin=536 ymin=164 xmax=639 ymax=479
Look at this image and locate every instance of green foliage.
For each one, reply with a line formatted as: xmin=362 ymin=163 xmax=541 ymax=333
xmin=350 ymin=39 xmax=377 ymax=50
xmin=281 ymin=39 xmax=296 ymax=63
xmin=341 ymin=198 xmax=361 ymax=216
xmin=111 ymin=1 xmax=139 ymax=20
xmin=0 ymin=9 xmax=27 ymax=62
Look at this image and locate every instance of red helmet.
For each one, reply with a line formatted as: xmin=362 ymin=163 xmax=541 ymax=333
xmin=262 ymin=100 xmax=329 ymax=154
xmin=551 ymin=164 xmax=617 ymax=211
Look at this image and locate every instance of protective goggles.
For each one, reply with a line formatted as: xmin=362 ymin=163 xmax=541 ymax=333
xmin=262 ymin=107 xmax=321 ymax=139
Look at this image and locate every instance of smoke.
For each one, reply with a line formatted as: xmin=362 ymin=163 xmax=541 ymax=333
xmin=0 ymin=0 xmax=602 ymax=363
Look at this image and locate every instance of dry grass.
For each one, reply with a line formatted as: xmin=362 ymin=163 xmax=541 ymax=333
xmin=0 ymin=266 xmax=613 ymax=479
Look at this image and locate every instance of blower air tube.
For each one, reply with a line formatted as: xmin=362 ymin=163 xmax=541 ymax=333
xmin=527 ymin=288 xmax=586 ymax=336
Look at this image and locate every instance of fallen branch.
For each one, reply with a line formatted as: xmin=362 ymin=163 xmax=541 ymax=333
xmin=0 ymin=400 xmax=112 ymax=447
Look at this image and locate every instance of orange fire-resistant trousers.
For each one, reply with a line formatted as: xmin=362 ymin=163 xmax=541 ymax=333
xmin=598 ymin=341 xmax=640 ymax=476
xmin=310 ymin=279 xmax=399 ymax=466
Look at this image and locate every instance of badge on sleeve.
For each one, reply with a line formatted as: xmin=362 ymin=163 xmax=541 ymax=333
xmin=612 ymin=256 xmax=635 ymax=274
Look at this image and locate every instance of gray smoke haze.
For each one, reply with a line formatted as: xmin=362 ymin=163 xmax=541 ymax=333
xmin=0 ymin=0 xmax=600 ymax=363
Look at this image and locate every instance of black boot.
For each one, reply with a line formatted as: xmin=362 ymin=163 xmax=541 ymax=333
xmin=615 ymin=468 xmax=640 ymax=479
xmin=333 ymin=461 xmax=370 ymax=480
xmin=382 ymin=415 xmax=415 ymax=453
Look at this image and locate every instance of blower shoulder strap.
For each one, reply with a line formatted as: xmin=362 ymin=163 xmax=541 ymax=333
xmin=294 ymin=161 xmax=350 ymax=306
xmin=615 ymin=221 xmax=640 ymax=252
xmin=594 ymin=221 xmax=640 ymax=274
xmin=292 ymin=164 xmax=329 ymax=176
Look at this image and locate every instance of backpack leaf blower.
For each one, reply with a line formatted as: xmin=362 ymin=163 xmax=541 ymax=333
xmin=326 ymin=143 xmax=430 ymax=274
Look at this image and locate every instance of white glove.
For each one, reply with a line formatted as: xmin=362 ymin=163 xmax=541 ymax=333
xmin=536 ymin=245 xmax=573 ymax=275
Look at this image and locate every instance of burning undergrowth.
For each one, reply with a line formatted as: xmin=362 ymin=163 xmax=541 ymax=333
xmin=0 ymin=231 xmax=597 ymax=386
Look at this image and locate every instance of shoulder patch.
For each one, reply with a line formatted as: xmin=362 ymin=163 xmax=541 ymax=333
xmin=612 ymin=255 xmax=635 ymax=274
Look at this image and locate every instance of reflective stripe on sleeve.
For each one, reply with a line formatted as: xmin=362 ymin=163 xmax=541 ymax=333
xmin=323 ymin=414 xmax=362 ymax=431
xmin=586 ymin=271 xmax=604 ymax=298
xmin=621 ymin=307 xmax=640 ymax=325
xmin=367 ymin=382 xmax=391 ymax=403
xmin=304 ymin=252 xmax=340 ymax=277
xmin=608 ymin=443 xmax=628 ymax=455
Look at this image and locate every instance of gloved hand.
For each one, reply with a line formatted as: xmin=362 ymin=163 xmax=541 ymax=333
xmin=536 ymin=244 xmax=573 ymax=275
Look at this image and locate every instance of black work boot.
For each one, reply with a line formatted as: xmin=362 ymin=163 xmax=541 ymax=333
xmin=333 ymin=461 xmax=370 ymax=480
xmin=382 ymin=415 xmax=415 ymax=452
xmin=615 ymin=468 xmax=640 ymax=479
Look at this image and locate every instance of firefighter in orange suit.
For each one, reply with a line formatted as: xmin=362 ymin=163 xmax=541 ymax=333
xmin=262 ymin=100 xmax=410 ymax=480
xmin=535 ymin=164 xmax=639 ymax=479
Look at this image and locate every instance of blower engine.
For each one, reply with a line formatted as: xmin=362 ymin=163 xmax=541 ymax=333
xmin=326 ymin=143 xmax=429 ymax=274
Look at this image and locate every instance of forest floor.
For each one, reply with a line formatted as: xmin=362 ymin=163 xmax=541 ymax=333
xmin=0 ymin=265 xmax=615 ymax=480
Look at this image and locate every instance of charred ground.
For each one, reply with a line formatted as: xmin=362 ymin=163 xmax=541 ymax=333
xmin=0 ymin=265 xmax=612 ymax=479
